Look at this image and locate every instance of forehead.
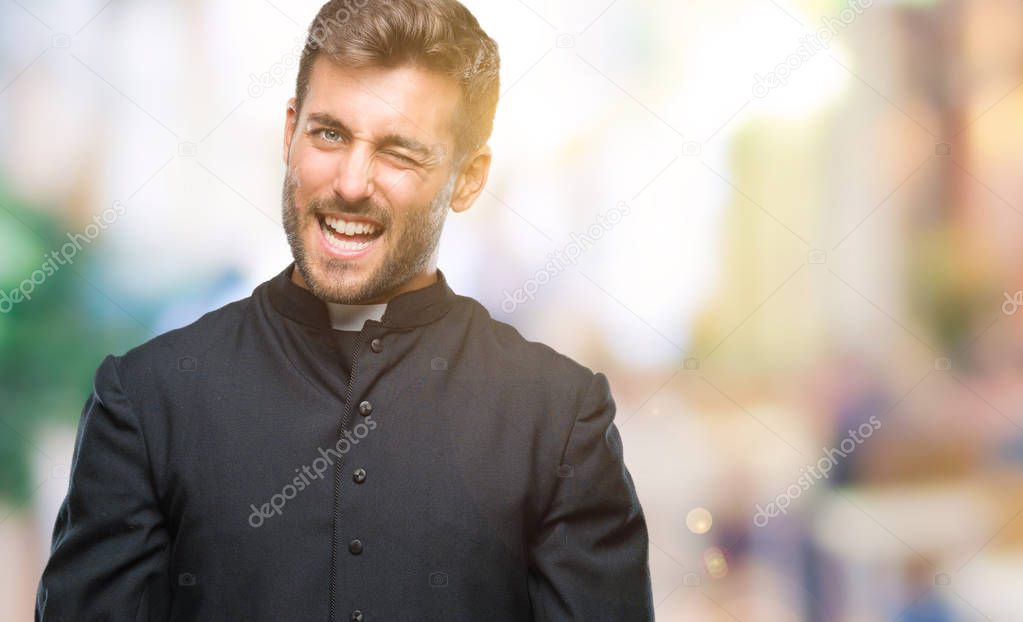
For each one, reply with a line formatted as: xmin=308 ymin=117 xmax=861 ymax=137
xmin=303 ymin=55 xmax=462 ymax=148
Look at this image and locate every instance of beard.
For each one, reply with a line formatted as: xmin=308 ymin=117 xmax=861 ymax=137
xmin=281 ymin=169 xmax=455 ymax=304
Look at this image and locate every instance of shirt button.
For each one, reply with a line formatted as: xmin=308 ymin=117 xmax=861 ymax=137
xmin=358 ymin=400 xmax=373 ymax=416
xmin=370 ymin=338 xmax=383 ymax=353
xmin=353 ymin=468 xmax=367 ymax=484
xmin=349 ymin=539 xmax=363 ymax=555
xmin=351 ymin=610 xmax=364 ymax=622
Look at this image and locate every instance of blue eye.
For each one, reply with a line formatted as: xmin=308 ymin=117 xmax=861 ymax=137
xmin=318 ymin=129 xmax=342 ymax=142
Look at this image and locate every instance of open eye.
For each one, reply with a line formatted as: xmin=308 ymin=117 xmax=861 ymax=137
xmin=316 ymin=128 xmax=343 ymax=143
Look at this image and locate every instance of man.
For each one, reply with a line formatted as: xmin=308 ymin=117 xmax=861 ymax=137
xmin=36 ymin=0 xmax=654 ymax=620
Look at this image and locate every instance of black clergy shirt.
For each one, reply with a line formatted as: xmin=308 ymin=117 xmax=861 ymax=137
xmin=36 ymin=263 xmax=654 ymax=621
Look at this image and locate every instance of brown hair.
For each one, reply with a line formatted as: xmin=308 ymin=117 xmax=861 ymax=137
xmin=296 ymin=0 xmax=500 ymax=161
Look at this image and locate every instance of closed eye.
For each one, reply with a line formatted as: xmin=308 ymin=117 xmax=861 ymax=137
xmin=383 ymin=151 xmax=419 ymax=166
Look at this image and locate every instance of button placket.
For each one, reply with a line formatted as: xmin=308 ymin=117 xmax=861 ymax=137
xmin=331 ymin=326 xmax=383 ymax=621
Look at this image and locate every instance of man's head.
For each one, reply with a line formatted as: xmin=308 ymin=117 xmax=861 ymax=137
xmin=282 ymin=0 xmax=500 ymax=304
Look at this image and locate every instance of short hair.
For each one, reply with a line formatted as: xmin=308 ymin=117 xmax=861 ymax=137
xmin=295 ymin=0 xmax=501 ymax=162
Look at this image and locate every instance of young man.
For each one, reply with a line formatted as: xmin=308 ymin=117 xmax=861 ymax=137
xmin=36 ymin=1 xmax=654 ymax=619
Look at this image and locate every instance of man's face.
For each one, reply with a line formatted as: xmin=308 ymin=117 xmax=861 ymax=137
xmin=282 ymin=56 xmax=464 ymax=304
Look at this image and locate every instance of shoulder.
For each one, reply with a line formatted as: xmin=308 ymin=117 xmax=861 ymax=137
xmin=110 ymin=287 xmax=258 ymax=389
xmin=456 ymin=295 xmax=601 ymax=401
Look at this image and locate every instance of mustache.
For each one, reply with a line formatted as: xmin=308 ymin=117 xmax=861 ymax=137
xmin=305 ymin=195 xmax=388 ymax=226
xmin=281 ymin=174 xmax=389 ymax=226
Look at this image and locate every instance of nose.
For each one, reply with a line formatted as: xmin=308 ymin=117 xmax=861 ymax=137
xmin=333 ymin=143 xmax=375 ymax=204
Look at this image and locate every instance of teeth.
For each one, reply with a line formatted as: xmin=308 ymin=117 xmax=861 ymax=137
xmin=321 ymin=219 xmax=374 ymax=252
xmin=324 ymin=216 xmax=377 ymax=236
xmin=328 ymin=237 xmax=371 ymax=251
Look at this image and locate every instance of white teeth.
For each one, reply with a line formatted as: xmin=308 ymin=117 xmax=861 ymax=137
xmin=324 ymin=216 xmax=378 ymax=236
xmin=321 ymin=219 xmax=375 ymax=252
xmin=328 ymin=237 xmax=371 ymax=251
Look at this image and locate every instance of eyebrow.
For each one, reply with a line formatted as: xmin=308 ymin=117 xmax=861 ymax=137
xmin=305 ymin=112 xmax=435 ymax=159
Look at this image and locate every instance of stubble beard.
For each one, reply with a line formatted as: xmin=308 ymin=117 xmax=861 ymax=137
xmin=281 ymin=170 xmax=455 ymax=304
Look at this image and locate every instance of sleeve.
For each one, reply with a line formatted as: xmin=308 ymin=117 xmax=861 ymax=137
xmin=527 ymin=372 xmax=655 ymax=621
xmin=36 ymin=354 xmax=171 ymax=622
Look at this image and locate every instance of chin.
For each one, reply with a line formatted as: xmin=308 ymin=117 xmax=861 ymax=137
xmin=299 ymin=247 xmax=384 ymax=304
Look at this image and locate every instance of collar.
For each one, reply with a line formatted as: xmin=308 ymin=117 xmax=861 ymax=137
xmin=267 ymin=262 xmax=458 ymax=330
xmin=325 ymin=301 xmax=387 ymax=331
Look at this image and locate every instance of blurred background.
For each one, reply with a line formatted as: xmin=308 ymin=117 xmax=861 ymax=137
xmin=2 ymin=0 xmax=1022 ymax=619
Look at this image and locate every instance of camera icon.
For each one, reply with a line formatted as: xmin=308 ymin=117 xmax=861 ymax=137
xmin=51 ymin=464 xmax=70 ymax=480
xmin=51 ymin=34 xmax=71 ymax=49
xmin=428 ymin=571 xmax=448 ymax=588
xmin=808 ymin=250 xmax=827 ymax=265
xmin=682 ymin=141 xmax=702 ymax=157
xmin=934 ymin=357 xmax=951 ymax=371
xmin=556 ymin=34 xmax=575 ymax=49
xmin=934 ymin=573 xmax=951 ymax=586
xmin=178 ymin=356 xmax=197 ymax=372
xmin=683 ymin=573 xmax=702 ymax=587
xmin=430 ymin=357 xmax=448 ymax=371
xmin=556 ymin=464 xmax=574 ymax=478
xmin=178 ymin=142 xmax=198 ymax=157
xmin=935 ymin=143 xmax=952 ymax=157
xmin=684 ymin=357 xmax=701 ymax=371
xmin=178 ymin=573 xmax=197 ymax=587
xmin=1002 ymin=291 xmax=1023 ymax=316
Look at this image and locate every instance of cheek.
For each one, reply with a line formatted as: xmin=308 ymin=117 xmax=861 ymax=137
xmin=378 ymin=172 xmax=439 ymax=215
xmin=291 ymin=149 xmax=338 ymax=195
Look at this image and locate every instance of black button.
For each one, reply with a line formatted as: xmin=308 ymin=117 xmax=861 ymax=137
xmin=349 ymin=539 xmax=363 ymax=555
xmin=351 ymin=610 xmax=364 ymax=622
xmin=358 ymin=401 xmax=372 ymax=416
xmin=370 ymin=338 xmax=383 ymax=353
xmin=353 ymin=468 xmax=367 ymax=484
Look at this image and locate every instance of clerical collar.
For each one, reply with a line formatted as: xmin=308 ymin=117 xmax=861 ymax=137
xmin=325 ymin=301 xmax=387 ymax=331
xmin=267 ymin=262 xmax=459 ymax=331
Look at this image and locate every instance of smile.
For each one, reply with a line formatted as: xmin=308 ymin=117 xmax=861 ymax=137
xmin=318 ymin=215 xmax=385 ymax=258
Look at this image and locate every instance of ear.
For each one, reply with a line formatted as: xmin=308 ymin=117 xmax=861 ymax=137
xmin=449 ymin=145 xmax=492 ymax=214
xmin=283 ymin=97 xmax=298 ymax=165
